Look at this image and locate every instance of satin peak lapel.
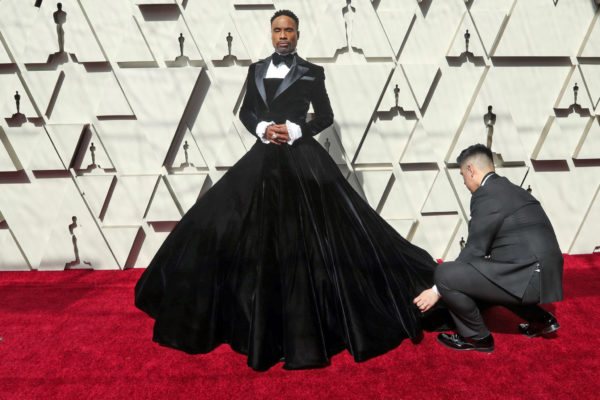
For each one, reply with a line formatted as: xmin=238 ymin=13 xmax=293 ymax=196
xmin=272 ymin=61 xmax=309 ymax=102
xmin=254 ymin=59 xmax=269 ymax=106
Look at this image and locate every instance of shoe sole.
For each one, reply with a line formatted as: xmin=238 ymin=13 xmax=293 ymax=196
xmin=436 ymin=337 xmax=494 ymax=353
xmin=524 ymin=322 xmax=560 ymax=338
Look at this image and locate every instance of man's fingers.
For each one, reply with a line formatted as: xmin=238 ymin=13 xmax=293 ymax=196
xmin=265 ymin=124 xmax=290 ymax=145
xmin=270 ymin=125 xmax=287 ymax=134
xmin=413 ymin=289 xmax=439 ymax=312
xmin=413 ymin=291 xmax=425 ymax=304
xmin=272 ymin=132 xmax=290 ymax=141
xmin=265 ymin=131 xmax=285 ymax=145
xmin=413 ymin=294 xmax=431 ymax=312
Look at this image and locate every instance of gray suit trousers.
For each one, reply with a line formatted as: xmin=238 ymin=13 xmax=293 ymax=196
xmin=435 ymin=261 xmax=552 ymax=338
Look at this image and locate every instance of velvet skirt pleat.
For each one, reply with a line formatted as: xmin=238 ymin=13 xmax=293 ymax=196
xmin=134 ymin=137 xmax=450 ymax=371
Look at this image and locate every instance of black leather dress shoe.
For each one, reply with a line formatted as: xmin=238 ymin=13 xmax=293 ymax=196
xmin=437 ymin=333 xmax=494 ymax=353
xmin=518 ymin=317 xmax=560 ymax=338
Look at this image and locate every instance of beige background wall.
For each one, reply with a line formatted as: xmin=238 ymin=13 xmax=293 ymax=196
xmin=0 ymin=0 xmax=599 ymax=271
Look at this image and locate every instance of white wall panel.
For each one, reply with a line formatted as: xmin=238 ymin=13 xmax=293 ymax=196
xmin=494 ymin=0 xmax=596 ymax=57
xmin=0 ymin=0 xmax=599 ymax=271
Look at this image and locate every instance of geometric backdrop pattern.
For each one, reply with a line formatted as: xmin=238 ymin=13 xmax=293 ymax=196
xmin=1 ymin=0 xmax=599 ymax=271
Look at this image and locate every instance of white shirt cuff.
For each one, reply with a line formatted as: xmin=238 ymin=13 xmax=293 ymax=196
xmin=286 ymin=120 xmax=302 ymax=145
xmin=432 ymin=285 xmax=440 ymax=297
xmin=256 ymin=121 xmax=274 ymax=144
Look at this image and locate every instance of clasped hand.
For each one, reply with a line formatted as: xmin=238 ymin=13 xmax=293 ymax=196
xmin=264 ymin=124 xmax=291 ymax=145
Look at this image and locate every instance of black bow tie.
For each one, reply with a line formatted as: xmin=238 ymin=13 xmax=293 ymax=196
xmin=272 ymin=52 xmax=295 ymax=68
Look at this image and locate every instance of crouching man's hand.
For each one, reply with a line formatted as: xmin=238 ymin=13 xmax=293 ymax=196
xmin=413 ymin=288 xmax=440 ymax=313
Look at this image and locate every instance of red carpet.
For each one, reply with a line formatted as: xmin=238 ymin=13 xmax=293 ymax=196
xmin=1 ymin=254 xmax=599 ymax=400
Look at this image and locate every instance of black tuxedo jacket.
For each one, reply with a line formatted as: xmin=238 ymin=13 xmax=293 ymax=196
xmin=239 ymin=54 xmax=334 ymax=140
xmin=457 ymin=174 xmax=563 ymax=303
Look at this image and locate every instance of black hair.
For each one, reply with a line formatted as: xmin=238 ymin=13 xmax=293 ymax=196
xmin=271 ymin=9 xmax=299 ymax=29
xmin=456 ymin=144 xmax=493 ymax=167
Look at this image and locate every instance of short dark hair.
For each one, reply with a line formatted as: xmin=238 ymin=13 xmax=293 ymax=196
xmin=456 ymin=144 xmax=493 ymax=167
xmin=271 ymin=9 xmax=299 ymax=29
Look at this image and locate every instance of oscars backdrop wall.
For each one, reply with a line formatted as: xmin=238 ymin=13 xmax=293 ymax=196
xmin=0 ymin=0 xmax=599 ymax=270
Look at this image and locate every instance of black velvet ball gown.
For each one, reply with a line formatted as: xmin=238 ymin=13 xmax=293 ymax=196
xmin=135 ymin=79 xmax=450 ymax=371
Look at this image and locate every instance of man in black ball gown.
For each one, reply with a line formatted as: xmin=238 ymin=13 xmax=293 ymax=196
xmin=135 ymin=9 xmax=449 ymax=371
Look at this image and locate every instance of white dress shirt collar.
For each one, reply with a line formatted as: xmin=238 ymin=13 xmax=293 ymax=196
xmin=481 ymin=172 xmax=496 ymax=187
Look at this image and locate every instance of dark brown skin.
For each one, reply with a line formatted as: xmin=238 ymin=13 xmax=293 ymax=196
xmin=264 ymin=15 xmax=301 ymax=145
xmin=272 ymin=14 xmax=299 ymax=55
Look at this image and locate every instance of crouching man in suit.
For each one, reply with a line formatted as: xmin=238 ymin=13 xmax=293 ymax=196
xmin=413 ymin=144 xmax=563 ymax=352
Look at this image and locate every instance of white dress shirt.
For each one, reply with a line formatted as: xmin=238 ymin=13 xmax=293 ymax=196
xmin=255 ymin=55 xmax=302 ymax=145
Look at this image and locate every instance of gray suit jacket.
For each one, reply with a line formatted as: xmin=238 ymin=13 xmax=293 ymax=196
xmin=457 ymin=173 xmax=563 ymax=303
